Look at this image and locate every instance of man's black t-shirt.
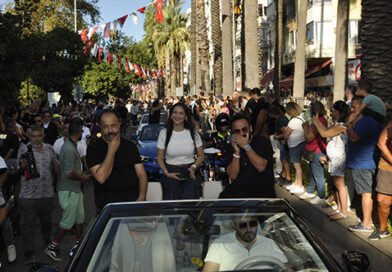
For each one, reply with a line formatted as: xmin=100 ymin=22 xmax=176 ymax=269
xmin=44 ymin=122 xmax=59 ymax=145
xmin=86 ymin=137 xmax=142 ymax=210
xmin=0 ymin=130 xmax=19 ymax=159
xmin=220 ymin=135 xmax=275 ymax=198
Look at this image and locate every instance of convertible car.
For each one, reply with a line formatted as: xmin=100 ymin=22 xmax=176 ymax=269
xmin=55 ymin=199 xmax=370 ymax=272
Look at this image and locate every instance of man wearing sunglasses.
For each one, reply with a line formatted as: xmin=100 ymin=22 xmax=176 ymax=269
xmin=219 ymin=113 xmax=276 ymax=198
xmin=203 ymin=216 xmax=287 ymax=271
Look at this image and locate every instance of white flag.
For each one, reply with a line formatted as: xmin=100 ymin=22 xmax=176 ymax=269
xmin=131 ymin=12 xmax=138 ymax=25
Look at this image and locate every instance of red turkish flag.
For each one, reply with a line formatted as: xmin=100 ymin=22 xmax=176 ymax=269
xmin=133 ymin=64 xmax=141 ymax=76
xmin=108 ymin=53 xmax=113 ymax=65
xmin=155 ymin=0 xmax=164 ymax=23
xmin=80 ymin=28 xmax=89 ymax=42
xmin=117 ymin=15 xmax=128 ymax=28
xmin=125 ymin=58 xmax=131 ymax=74
xmin=98 ymin=47 xmax=104 ymax=62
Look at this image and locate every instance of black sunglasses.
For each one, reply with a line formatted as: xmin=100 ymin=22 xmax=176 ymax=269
xmin=238 ymin=220 xmax=258 ymax=230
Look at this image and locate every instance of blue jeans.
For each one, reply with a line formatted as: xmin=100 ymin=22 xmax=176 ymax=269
xmin=307 ymin=152 xmax=326 ymax=198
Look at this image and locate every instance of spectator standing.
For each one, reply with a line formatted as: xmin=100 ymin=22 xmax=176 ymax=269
xmin=356 ymin=79 xmax=386 ymax=122
xmin=157 ymin=102 xmax=204 ymax=200
xmin=368 ymin=120 xmax=392 ymax=240
xmin=45 ymin=118 xmax=91 ymax=261
xmin=149 ymin=99 xmax=162 ymax=124
xmin=347 ymin=96 xmax=383 ymax=232
xmin=220 ymin=113 xmax=275 ymax=198
xmin=130 ymin=100 xmax=139 ymax=127
xmin=312 ymin=101 xmax=350 ymax=220
xmin=42 ymin=111 xmax=59 ymax=145
xmin=300 ymin=101 xmax=328 ymax=204
xmin=283 ymin=102 xmax=306 ymax=194
xmin=17 ymin=125 xmax=60 ymax=264
xmin=86 ymin=109 xmax=147 ymax=212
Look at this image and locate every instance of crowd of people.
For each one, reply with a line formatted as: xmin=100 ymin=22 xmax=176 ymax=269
xmin=0 ymin=78 xmax=391 ymax=268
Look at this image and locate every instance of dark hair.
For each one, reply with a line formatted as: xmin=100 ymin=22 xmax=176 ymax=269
xmin=310 ymin=101 xmax=326 ymax=116
xmin=98 ymin=109 xmax=121 ymax=124
xmin=332 ymin=100 xmax=350 ymax=123
xmin=357 ymin=79 xmax=373 ymax=94
xmin=42 ymin=110 xmax=51 ymax=116
xmin=68 ymin=118 xmax=83 ymax=136
xmin=250 ymin=88 xmax=261 ymax=96
xmin=230 ymin=112 xmax=251 ymax=130
xmin=352 ymin=95 xmax=364 ymax=103
xmin=164 ymin=102 xmax=197 ymax=150
xmin=268 ymin=104 xmax=286 ymax=116
xmin=346 ymin=84 xmax=357 ymax=95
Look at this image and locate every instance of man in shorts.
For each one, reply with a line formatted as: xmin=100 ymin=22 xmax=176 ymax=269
xmin=346 ymin=96 xmax=383 ymax=232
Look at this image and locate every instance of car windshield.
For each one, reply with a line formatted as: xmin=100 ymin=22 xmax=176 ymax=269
xmin=85 ymin=203 xmax=329 ymax=272
xmin=140 ymin=125 xmax=163 ymax=141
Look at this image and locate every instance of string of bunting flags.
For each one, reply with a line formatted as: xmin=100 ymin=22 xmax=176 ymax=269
xmin=79 ymin=0 xmax=165 ymax=80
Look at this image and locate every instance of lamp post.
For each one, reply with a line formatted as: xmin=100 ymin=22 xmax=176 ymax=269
xmin=74 ymin=0 xmax=77 ymax=32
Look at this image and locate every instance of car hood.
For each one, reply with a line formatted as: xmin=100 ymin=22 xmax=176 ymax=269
xmin=138 ymin=141 xmax=157 ymax=156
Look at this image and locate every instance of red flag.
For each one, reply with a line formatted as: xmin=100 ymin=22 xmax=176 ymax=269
xmin=141 ymin=66 xmax=147 ymax=79
xmin=108 ymin=53 xmax=113 ymax=65
xmin=98 ymin=47 xmax=104 ymax=62
xmin=83 ymin=40 xmax=93 ymax=55
xmin=80 ymin=28 xmax=89 ymax=42
xmin=117 ymin=15 xmax=128 ymax=28
xmin=117 ymin=55 xmax=123 ymax=71
xmin=125 ymin=58 xmax=131 ymax=74
xmin=137 ymin=7 xmax=146 ymax=14
xmin=133 ymin=64 xmax=141 ymax=76
xmin=104 ymin=22 xmax=111 ymax=38
xmin=155 ymin=0 xmax=164 ymax=23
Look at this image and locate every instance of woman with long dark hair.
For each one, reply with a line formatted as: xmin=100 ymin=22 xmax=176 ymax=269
xmin=312 ymin=100 xmax=350 ymax=220
xmin=157 ymin=102 xmax=204 ymax=200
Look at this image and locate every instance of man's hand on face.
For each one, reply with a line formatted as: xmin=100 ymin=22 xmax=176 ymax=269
xmin=108 ymin=134 xmax=121 ymax=153
xmin=232 ymin=134 xmax=249 ymax=149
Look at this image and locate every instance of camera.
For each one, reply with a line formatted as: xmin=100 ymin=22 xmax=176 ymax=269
xmin=20 ymin=145 xmax=40 ymax=180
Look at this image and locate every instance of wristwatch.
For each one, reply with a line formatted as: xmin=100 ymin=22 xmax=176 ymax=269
xmin=243 ymin=144 xmax=251 ymax=152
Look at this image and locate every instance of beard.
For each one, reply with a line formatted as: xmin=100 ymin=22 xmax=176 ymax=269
xmin=103 ymin=132 xmax=119 ymax=142
xmin=237 ymin=231 xmax=256 ymax=243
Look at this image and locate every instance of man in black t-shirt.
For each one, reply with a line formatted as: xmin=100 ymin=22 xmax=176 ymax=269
xmin=86 ymin=109 xmax=148 ymax=211
xmin=0 ymin=118 xmax=20 ymax=160
xmin=219 ymin=113 xmax=275 ymax=198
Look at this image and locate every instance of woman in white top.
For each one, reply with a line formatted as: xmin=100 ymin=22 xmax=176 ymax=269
xmin=283 ymin=102 xmax=306 ymax=194
xmin=157 ymin=102 xmax=205 ymax=200
xmin=312 ymin=101 xmax=349 ymax=220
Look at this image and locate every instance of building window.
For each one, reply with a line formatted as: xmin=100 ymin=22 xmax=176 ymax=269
xmin=348 ymin=20 xmax=359 ymax=45
xmin=306 ymin=22 xmax=314 ymax=44
xmin=315 ymin=21 xmax=333 ymax=45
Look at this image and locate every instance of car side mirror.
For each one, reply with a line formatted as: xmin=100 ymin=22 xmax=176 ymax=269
xmin=342 ymin=250 xmax=371 ymax=272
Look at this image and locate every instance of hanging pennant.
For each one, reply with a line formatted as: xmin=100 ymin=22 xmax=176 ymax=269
xmin=80 ymin=28 xmax=89 ymax=42
xmin=104 ymin=22 xmax=111 ymax=38
xmin=118 ymin=15 xmax=128 ymax=28
xmin=131 ymin=12 xmax=138 ymax=25
xmin=98 ymin=47 xmax=104 ymax=62
xmin=111 ymin=20 xmax=118 ymax=32
xmin=125 ymin=59 xmax=131 ymax=74
xmin=137 ymin=7 xmax=146 ymax=14
xmin=133 ymin=64 xmax=141 ymax=76
xmin=108 ymin=52 xmax=113 ymax=65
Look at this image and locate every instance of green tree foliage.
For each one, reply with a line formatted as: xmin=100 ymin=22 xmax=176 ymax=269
xmin=81 ymin=62 xmax=133 ymax=100
xmin=0 ymin=12 xmax=26 ymax=107
xmin=29 ymin=28 xmax=88 ymax=100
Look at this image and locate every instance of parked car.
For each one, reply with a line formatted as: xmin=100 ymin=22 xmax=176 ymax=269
xmin=131 ymin=112 xmax=166 ymax=140
xmin=137 ymin=124 xmax=165 ymax=180
xmin=55 ymin=199 xmax=369 ymax=272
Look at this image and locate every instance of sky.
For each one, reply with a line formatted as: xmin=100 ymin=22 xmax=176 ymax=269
xmin=0 ymin=0 xmax=191 ymax=41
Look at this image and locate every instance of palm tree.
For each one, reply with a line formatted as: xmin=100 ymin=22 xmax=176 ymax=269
xmin=211 ymin=0 xmax=223 ymax=94
xmin=197 ymin=0 xmax=211 ymax=94
xmin=221 ymin=0 xmax=233 ymax=96
xmin=333 ymin=0 xmax=349 ymax=102
xmin=293 ymin=0 xmax=307 ymax=102
xmin=152 ymin=1 xmax=189 ymax=97
xmin=190 ymin=0 xmax=197 ymax=94
xmin=273 ymin=0 xmax=284 ymax=98
xmin=360 ymin=0 xmax=392 ymax=115
xmin=244 ymin=0 xmax=259 ymax=89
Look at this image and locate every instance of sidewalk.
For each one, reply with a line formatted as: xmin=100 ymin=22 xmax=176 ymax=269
xmin=275 ymin=181 xmax=392 ymax=271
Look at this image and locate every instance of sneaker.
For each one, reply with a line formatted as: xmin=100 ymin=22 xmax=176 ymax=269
xmin=299 ymin=192 xmax=316 ymax=200
xmin=7 ymin=244 xmax=17 ymax=263
xmin=285 ymin=183 xmax=296 ymax=190
xmin=349 ymin=223 xmax=374 ymax=233
xmin=290 ymin=186 xmax=305 ymax=194
xmin=310 ymin=196 xmax=323 ymax=205
xmin=368 ymin=229 xmax=391 ymax=240
xmin=44 ymin=243 xmax=63 ymax=261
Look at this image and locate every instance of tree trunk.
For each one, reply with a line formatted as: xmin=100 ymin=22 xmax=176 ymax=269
xmin=360 ymin=0 xmax=392 ymax=117
xmin=333 ymin=0 xmax=349 ymax=102
xmin=165 ymin=47 xmax=171 ymax=97
xmin=170 ymin=55 xmax=177 ymax=97
xmin=244 ymin=0 xmax=259 ymax=89
xmin=221 ymin=0 xmax=233 ymax=96
xmin=190 ymin=0 xmax=197 ymax=94
xmin=211 ymin=0 xmax=223 ymax=95
xmin=293 ymin=0 xmax=307 ymax=104
xmin=180 ymin=54 xmax=184 ymax=90
xmin=273 ymin=0 xmax=284 ymax=98
xmin=197 ymin=0 xmax=211 ymax=94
